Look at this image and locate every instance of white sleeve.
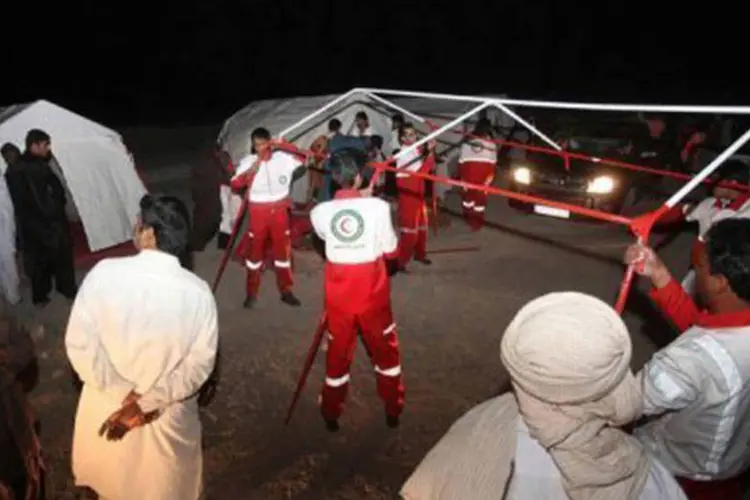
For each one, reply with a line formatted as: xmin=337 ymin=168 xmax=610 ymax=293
xmin=379 ymin=202 xmax=398 ymax=256
xmin=458 ymin=143 xmax=469 ymax=164
xmin=638 ymin=340 xmax=703 ymax=416
xmin=64 ymin=265 xmax=136 ymax=404
xmin=686 ymin=198 xmax=721 ymax=238
xmin=310 ymin=205 xmax=327 ymax=241
xmin=285 ymin=151 xmax=303 ymax=171
xmin=685 ymin=198 xmax=716 ymax=223
xmin=232 ymin=155 xmax=257 ymax=179
xmin=138 ymin=291 xmax=219 ymax=413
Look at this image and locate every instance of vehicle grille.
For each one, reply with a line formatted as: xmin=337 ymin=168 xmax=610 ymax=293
xmin=527 ymin=188 xmax=592 ymax=207
xmin=534 ymin=171 xmax=588 ymax=192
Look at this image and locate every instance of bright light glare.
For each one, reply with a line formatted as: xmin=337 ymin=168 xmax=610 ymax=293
xmin=513 ymin=167 xmax=531 ymax=185
xmin=587 ymin=176 xmax=615 ymax=194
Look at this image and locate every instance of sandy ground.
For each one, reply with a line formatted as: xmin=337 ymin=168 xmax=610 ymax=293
xmin=14 ymin=128 xmax=700 ymax=499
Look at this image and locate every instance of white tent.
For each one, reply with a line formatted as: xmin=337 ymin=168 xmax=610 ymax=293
xmin=0 ymin=100 xmax=146 ymax=251
xmin=217 ymin=91 xmax=514 ymax=202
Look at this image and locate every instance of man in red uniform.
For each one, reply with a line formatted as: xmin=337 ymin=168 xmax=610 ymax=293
xmin=310 ymin=148 xmax=405 ymax=431
xmin=230 ymin=128 xmax=309 ymax=308
xmin=394 ymin=123 xmax=436 ymax=273
xmin=624 ymin=219 xmax=750 ymax=500
xmin=458 ymin=118 xmax=497 ymax=231
xmin=657 ymin=159 xmax=750 ymax=298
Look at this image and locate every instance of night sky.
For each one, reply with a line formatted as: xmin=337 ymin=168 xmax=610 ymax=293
xmin=8 ymin=3 xmax=741 ymax=127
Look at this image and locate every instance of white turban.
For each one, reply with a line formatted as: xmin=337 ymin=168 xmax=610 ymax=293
xmin=501 ymin=292 xmax=649 ymax=500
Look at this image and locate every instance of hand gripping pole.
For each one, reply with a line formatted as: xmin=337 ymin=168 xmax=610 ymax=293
xmin=612 ymin=126 xmax=750 ymax=313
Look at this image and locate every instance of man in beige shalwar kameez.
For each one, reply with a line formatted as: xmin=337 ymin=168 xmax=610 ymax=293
xmin=65 ymin=194 xmax=218 ymax=500
xmin=401 ymin=292 xmax=687 ymax=500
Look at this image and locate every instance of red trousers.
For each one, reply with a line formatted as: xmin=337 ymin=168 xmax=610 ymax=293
xmin=321 ymin=302 xmax=405 ymax=420
xmin=678 ymin=476 xmax=743 ymax=500
xmin=243 ymin=201 xmax=293 ymax=296
xmin=396 ymin=176 xmax=428 ymax=266
xmin=459 ymin=161 xmax=495 ymax=230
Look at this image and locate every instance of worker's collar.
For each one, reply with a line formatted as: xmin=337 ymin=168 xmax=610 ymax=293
xmin=713 ymin=193 xmax=750 ymax=210
xmin=137 ymin=248 xmax=181 ymax=267
xmin=698 ymin=307 xmax=750 ymax=329
xmin=334 ymin=189 xmax=361 ymax=200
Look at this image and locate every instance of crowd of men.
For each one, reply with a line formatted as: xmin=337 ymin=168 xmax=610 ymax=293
xmin=1 ymin=112 xmax=750 ymax=499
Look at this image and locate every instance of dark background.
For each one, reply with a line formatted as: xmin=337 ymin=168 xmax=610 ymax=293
xmin=5 ymin=3 xmax=743 ymax=127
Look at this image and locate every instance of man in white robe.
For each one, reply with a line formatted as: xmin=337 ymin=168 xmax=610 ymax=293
xmin=65 ymin=193 xmax=218 ymax=500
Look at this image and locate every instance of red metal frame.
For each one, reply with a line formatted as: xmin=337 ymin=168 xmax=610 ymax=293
xmin=270 ymin=140 xmax=651 ymax=312
xmin=217 ymin=138 xmax=700 ymax=315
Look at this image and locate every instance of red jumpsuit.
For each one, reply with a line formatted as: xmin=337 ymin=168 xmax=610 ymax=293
xmin=458 ymin=138 xmax=497 ymax=230
xmin=395 ymin=147 xmax=436 ymax=267
xmin=310 ymin=189 xmax=405 ymax=421
xmin=231 ymin=151 xmax=303 ymax=297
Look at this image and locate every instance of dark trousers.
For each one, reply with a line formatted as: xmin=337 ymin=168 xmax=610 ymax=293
xmin=24 ymin=232 xmax=76 ymax=303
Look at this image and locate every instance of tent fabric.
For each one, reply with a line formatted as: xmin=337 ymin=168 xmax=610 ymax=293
xmin=0 ymin=175 xmax=19 ymax=304
xmin=0 ymin=100 xmax=146 ymax=252
xmin=217 ymin=91 xmax=515 ymax=203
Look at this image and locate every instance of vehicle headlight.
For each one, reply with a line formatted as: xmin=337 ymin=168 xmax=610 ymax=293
xmin=513 ymin=167 xmax=532 ymax=185
xmin=587 ymin=175 xmax=615 ymax=194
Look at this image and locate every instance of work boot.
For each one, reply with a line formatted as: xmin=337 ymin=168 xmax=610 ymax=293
xmin=324 ymin=418 xmax=340 ymax=433
xmin=386 ymin=260 xmax=407 ymax=277
xmin=386 ymin=413 xmax=400 ymax=429
xmin=280 ymin=291 xmax=301 ymax=307
xmin=243 ymin=296 xmax=256 ymax=309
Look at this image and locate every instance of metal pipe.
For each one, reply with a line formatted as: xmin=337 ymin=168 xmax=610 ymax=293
xmin=277 ymin=89 xmax=361 ymax=139
xmin=360 ymin=91 xmax=427 ymax=124
xmin=491 ymin=102 xmax=561 ymax=151
xmin=395 ymin=102 xmax=492 ymax=160
xmin=357 ymin=87 xmax=750 ymax=115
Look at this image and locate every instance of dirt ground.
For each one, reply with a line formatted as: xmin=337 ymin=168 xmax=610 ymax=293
xmin=15 ymin=130 xmax=699 ymax=499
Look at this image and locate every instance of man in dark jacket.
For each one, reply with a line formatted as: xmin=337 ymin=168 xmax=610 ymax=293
xmin=190 ymin=144 xmax=227 ymax=252
xmin=4 ymin=130 xmax=77 ymax=307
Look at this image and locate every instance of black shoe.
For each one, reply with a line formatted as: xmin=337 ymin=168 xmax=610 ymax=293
xmin=386 ymin=414 xmax=400 ymax=429
xmin=280 ymin=291 xmax=301 ymax=307
xmin=243 ymin=296 xmax=256 ymax=309
xmin=415 ymin=257 xmax=432 ymax=265
xmin=386 ymin=260 xmax=407 ymax=277
xmin=324 ymin=418 xmax=340 ymax=433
